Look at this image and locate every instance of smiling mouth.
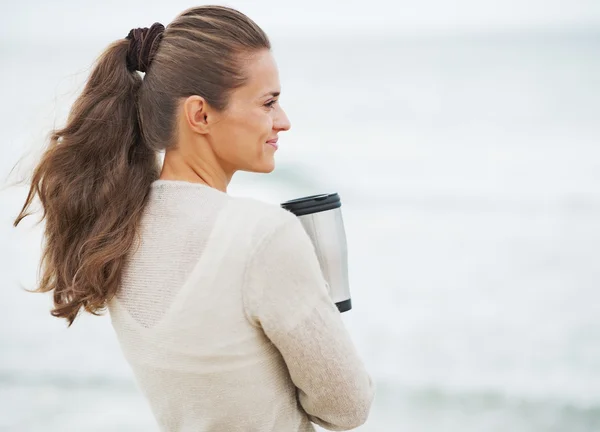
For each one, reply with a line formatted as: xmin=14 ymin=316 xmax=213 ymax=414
xmin=266 ymin=141 xmax=279 ymax=150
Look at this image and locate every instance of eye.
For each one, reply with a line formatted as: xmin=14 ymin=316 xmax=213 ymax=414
xmin=264 ymin=99 xmax=278 ymax=109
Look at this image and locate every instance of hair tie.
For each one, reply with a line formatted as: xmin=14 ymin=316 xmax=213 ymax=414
xmin=125 ymin=22 xmax=165 ymax=73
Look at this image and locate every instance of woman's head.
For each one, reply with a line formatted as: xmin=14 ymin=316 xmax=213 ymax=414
xmin=14 ymin=6 xmax=283 ymax=325
xmin=137 ymin=6 xmax=291 ymax=184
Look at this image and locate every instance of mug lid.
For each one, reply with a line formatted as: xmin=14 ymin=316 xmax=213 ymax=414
xmin=281 ymin=193 xmax=341 ymax=216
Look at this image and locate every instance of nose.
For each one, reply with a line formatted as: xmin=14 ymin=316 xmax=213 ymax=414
xmin=275 ymin=105 xmax=291 ymax=132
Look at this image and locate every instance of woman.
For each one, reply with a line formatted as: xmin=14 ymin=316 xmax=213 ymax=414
xmin=14 ymin=5 xmax=374 ymax=431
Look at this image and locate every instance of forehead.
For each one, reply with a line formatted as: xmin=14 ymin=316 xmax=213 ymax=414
xmin=233 ymin=50 xmax=280 ymax=100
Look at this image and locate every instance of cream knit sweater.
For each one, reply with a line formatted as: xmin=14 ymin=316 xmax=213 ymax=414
xmin=108 ymin=179 xmax=375 ymax=431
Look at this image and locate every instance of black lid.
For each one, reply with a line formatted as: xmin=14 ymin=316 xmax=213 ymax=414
xmin=336 ymin=299 xmax=352 ymax=313
xmin=281 ymin=193 xmax=341 ymax=216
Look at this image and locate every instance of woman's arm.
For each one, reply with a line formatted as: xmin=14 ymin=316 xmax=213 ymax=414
xmin=243 ymin=214 xmax=375 ymax=431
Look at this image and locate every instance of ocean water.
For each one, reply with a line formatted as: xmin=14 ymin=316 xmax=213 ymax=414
xmin=1 ymin=30 xmax=600 ymax=431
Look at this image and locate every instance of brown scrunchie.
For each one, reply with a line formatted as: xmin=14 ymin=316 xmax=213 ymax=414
xmin=125 ymin=22 xmax=165 ymax=73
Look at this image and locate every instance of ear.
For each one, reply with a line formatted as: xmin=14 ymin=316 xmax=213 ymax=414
xmin=182 ymin=95 xmax=211 ymax=135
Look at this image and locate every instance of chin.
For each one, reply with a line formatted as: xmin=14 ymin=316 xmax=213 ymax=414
xmin=246 ymin=160 xmax=275 ymax=174
xmin=257 ymin=163 xmax=275 ymax=174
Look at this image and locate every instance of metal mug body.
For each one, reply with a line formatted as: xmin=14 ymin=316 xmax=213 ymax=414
xmin=281 ymin=194 xmax=352 ymax=313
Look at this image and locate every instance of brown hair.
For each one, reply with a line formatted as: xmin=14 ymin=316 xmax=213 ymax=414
xmin=13 ymin=5 xmax=270 ymax=325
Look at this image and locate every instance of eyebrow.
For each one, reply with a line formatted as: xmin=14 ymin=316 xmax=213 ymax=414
xmin=262 ymin=91 xmax=280 ymax=98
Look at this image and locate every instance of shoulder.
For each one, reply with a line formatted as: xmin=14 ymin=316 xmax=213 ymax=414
xmin=228 ymin=195 xmax=295 ymax=223
xmin=227 ymin=195 xmax=299 ymax=245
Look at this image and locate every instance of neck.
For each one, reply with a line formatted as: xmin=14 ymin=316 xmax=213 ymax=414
xmin=159 ymin=146 xmax=232 ymax=193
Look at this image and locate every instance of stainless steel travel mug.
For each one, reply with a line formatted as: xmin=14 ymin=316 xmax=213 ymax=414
xmin=281 ymin=193 xmax=352 ymax=313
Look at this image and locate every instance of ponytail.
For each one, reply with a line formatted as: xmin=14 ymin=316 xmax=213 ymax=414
xmin=14 ymin=37 xmax=160 ymax=325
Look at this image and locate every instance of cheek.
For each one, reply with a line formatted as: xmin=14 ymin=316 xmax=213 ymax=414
xmin=214 ymin=104 xmax=273 ymax=143
xmin=243 ymin=112 xmax=272 ymax=147
xmin=254 ymin=112 xmax=272 ymax=137
xmin=216 ymin=112 xmax=270 ymax=157
xmin=234 ymin=108 xmax=269 ymax=134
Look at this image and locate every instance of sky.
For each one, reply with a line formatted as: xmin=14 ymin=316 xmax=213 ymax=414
xmin=1 ymin=0 xmax=600 ymax=45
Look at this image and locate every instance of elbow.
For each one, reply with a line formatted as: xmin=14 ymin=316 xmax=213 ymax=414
xmin=355 ymin=394 xmax=374 ymax=427
xmin=308 ymin=396 xmax=373 ymax=431
xmin=339 ymin=384 xmax=375 ymax=429
xmin=332 ymin=407 xmax=371 ymax=430
xmin=305 ymin=377 xmax=376 ymax=430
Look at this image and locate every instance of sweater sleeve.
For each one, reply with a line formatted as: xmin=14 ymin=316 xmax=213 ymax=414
xmin=243 ymin=214 xmax=375 ymax=431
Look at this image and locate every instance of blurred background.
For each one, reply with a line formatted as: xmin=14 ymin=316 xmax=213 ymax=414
xmin=1 ymin=0 xmax=600 ymax=430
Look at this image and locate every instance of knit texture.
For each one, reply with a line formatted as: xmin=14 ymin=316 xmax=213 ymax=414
xmin=108 ymin=179 xmax=375 ymax=431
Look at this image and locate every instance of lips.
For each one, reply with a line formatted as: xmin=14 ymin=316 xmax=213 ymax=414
xmin=266 ymin=138 xmax=279 ymax=149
